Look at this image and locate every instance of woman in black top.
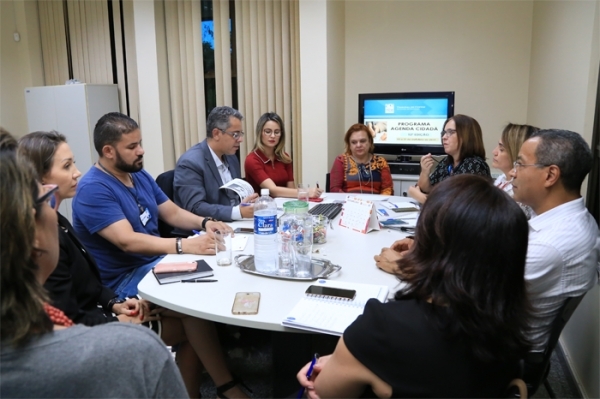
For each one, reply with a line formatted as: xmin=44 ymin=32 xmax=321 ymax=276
xmin=409 ymin=114 xmax=491 ymax=203
xmin=298 ymin=175 xmax=531 ymax=398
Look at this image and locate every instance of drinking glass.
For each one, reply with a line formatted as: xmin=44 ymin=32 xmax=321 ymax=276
xmin=297 ymin=183 xmax=309 ymax=203
xmin=215 ymin=230 xmax=232 ymax=266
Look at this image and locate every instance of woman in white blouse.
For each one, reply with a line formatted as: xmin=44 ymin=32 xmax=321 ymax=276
xmin=492 ymin=123 xmax=539 ymax=217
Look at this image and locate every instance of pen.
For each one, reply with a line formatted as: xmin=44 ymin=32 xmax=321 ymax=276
xmin=297 ymin=353 xmax=319 ymax=398
xmin=240 ymin=203 xmax=252 ymax=207
xmin=192 ymin=229 xmax=200 ymax=235
xmin=400 ymin=226 xmax=415 ymax=232
xmin=316 ymin=182 xmax=319 ymax=189
xmin=181 ymin=279 xmax=218 ymax=283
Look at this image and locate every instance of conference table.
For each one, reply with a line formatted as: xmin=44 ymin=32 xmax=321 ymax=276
xmin=138 ymin=193 xmax=417 ymax=395
xmin=138 ymin=193 xmax=416 ymax=332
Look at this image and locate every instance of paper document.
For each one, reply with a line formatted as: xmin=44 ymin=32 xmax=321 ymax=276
xmin=220 ymin=178 xmax=254 ymax=201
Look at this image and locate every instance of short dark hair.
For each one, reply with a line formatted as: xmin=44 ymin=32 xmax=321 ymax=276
xmin=396 ymin=174 xmax=531 ymax=362
xmin=17 ymin=131 xmax=67 ymax=180
xmin=93 ymin=112 xmax=139 ymax=156
xmin=0 ymin=127 xmax=18 ymax=152
xmin=206 ymin=106 xmax=243 ymax=138
xmin=531 ymin=129 xmax=593 ymax=193
xmin=344 ymin=123 xmax=374 ymax=154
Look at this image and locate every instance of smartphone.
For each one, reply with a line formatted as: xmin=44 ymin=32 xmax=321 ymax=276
xmin=232 ymin=292 xmax=260 ymax=315
xmin=234 ymin=227 xmax=254 ymax=234
xmin=305 ymin=285 xmax=356 ymax=300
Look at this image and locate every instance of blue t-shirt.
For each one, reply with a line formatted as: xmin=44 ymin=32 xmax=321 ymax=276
xmin=72 ymin=167 xmax=168 ymax=289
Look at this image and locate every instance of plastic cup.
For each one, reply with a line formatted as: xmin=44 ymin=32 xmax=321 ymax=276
xmin=215 ymin=231 xmax=232 ymax=266
xmin=297 ymin=183 xmax=309 ymax=203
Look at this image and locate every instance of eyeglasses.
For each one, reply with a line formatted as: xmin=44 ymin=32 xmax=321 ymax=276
xmin=263 ymin=129 xmax=281 ymax=137
xmin=440 ymin=129 xmax=457 ymax=138
xmin=36 ymin=184 xmax=59 ymax=206
xmin=217 ymin=128 xmax=245 ymax=140
xmin=512 ymin=161 xmax=550 ymax=170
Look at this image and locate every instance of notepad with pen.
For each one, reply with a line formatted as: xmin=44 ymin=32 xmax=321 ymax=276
xmin=281 ymin=279 xmax=389 ymax=336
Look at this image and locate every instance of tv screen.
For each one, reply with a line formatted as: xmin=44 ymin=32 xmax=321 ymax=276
xmin=359 ymin=91 xmax=455 ymax=158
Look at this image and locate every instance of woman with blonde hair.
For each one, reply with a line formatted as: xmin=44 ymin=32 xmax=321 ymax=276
xmin=0 ymin=140 xmax=188 ymax=397
xmin=245 ymin=112 xmax=322 ymax=198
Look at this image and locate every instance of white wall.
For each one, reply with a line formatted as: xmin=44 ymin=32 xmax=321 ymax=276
xmin=0 ymin=0 xmax=44 ymax=136
xmin=527 ymin=2 xmax=599 ymax=397
xmin=343 ymin=1 xmax=534 ymax=165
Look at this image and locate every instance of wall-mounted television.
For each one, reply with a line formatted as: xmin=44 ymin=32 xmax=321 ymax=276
xmin=359 ymin=91 xmax=455 ymax=159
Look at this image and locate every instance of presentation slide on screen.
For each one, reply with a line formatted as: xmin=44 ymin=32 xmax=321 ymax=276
xmin=363 ymin=99 xmax=448 ymax=145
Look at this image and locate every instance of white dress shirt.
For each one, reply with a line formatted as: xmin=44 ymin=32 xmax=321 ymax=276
xmin=525 ymin=197 xmax=600 ymax=350
xmin=208 ymin=147 xmax=243 ymax=220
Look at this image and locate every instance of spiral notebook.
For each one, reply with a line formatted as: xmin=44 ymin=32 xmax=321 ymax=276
xmin=281 ymin=279 xmax=389 ymax=336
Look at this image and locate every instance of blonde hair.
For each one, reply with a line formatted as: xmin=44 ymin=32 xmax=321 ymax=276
xmin=501 ymin=123 xmax=539 ymax=164
xmin=253 ymin=112 xmax=292 ymax=163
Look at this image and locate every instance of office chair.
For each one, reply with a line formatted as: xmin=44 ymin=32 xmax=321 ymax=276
xmin=325 ymin=172 xmax=331 ymax=192
xmin=523 ymin=294 xmax=586 ymax=397
xmin=155 ymin=169 xmax=177 ymax=238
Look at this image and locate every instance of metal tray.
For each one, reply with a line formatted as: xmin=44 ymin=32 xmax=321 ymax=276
xmin=235 ymin=254 xmax=342 ymax=281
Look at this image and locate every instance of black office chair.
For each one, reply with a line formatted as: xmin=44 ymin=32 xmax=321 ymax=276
xmin=155 ymin=169 xmax=177 ymax=238
xmin=523 ymin=294 xmax=586 ymax=397
xmin=325 ymin=172 xmax=331 ymax=192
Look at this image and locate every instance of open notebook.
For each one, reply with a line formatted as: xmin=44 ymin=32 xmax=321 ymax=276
xmin=281 ymin=279 xmax=389 ymax=336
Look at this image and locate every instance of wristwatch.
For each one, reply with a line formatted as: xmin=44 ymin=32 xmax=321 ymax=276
xmin=107 ymin=297 xmax=125 ymax=311
xmin=201 ymin=217 xmax=215 ymax=231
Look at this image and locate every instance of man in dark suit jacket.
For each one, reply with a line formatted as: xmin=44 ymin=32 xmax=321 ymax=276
xmin=174 ymin=106 xmax=258 ymax=222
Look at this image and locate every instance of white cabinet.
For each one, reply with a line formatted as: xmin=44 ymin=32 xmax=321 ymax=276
xmin=391 ymin=174 xmax=418 ymax=197
xmin=25 ymin=84 xmax=120 ymax=220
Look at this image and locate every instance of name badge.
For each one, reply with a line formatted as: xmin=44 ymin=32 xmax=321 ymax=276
xmin=140 ymin=208 xmax=151 ymax=226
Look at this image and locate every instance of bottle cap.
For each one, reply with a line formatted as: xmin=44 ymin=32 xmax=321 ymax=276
xmin=261 ymin=188 xmax=270 ymax=196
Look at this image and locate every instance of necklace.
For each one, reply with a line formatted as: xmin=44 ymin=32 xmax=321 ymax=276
xmin=44 ymin=303 xmax=74 ymax=327
xmin=350 ymin=155 xmax=374 ymax=194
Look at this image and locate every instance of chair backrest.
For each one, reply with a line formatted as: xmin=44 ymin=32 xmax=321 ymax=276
xmin=155 ymin=170 xmax=175 ymax=238
xmin=325 ymin=173 xmax=331 ymax=192
xmin=524 ymin=294 xmax=586 ymax=394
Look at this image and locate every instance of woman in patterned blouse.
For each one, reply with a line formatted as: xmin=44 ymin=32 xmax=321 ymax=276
xmin=329 ymin=123 xmax=393 ymax=195
xmin=410 ymin=114 xmax=491 ymax=203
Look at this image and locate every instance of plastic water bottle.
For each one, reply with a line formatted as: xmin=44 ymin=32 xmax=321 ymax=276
xmin=253 ymin=188 xmax=278 ymax=273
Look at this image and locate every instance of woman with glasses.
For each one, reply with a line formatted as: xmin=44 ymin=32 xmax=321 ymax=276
xmin=411 ymin=114 xmax=490 ymax=203
xmin=297 ymin=175 xmax=531 ymax=398
xmin=329 ymin=123 xmax=393 ymax=195
xmin=0 ymin=142 xmax=188 ymax=397
xmin=18 ymin=131 xmax=250 ymax=399
xmin=245 ymin=112 xmax=323 ymax=198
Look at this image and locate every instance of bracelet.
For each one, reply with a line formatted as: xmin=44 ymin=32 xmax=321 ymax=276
xmin=201 ymin=217 xmax=215 ymax=231
xmin=176 ymin=237 xmax=183 ymax=254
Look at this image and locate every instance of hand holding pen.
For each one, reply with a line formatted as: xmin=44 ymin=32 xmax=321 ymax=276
xmin=297 ymin=353 xmax=328 ymax=399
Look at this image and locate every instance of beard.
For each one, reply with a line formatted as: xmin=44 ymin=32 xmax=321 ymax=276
xmin=115 ymin=151 xmax=144 ymax=173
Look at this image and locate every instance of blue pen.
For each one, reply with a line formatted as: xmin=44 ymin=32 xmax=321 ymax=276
xmin=240 ymin=203 xmax=252 ymax=207
xmin=192 ymin=229 xmax=201 ymax=235
xmin=297 ymin=353 xmax=319 ymax=398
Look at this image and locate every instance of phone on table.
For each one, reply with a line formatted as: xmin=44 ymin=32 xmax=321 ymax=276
xmin=232 ymin=292 xmax=261 ymax=315
xmin=234 ymin=227 xmax=254 ymax=234
xmin=305 ymin=285 xmax=356 ymax=300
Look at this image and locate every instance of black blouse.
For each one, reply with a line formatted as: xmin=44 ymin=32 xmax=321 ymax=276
xmin=428 ymin=155 xmax=491 ymax=186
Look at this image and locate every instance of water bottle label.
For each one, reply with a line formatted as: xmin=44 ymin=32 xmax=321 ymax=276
xmin=254 ymin=215 xmax=277 ymax=235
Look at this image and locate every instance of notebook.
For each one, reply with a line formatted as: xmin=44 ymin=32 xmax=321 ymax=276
xmin=281 ymin=279 xmax=389 ymax=336
xmin=152 ymin=259 xmax=214 ymax=284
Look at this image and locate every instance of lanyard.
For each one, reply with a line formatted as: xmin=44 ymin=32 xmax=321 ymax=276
xmin=97 ymin=161 xmax=145 ymax=215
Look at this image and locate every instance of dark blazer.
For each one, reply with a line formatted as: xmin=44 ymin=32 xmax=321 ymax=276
xmin=44 ymin=213 xmax=118 ymax=325
xmin=173 ymin=139 xmax=242 ymax=222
